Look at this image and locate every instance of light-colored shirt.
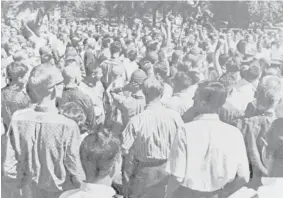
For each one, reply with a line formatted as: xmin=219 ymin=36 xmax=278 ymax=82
xmin=160 ymin=82 xmax=173 ymax=104
xmin=227 ymin=80 xmax=255 ymax=113
xmin=168 ymin=114 xmax=249 ymax=192
xmin=122 ymin=102 xmax=185 ymax=162
xmin=59 ymin=183 xmax=116 ymax=198
xmin=162 ymin=85 xmax=198 ymax=116
xmin=123 ymin=59 xmax=139 ymax=82
xmin=3 ymin=106 xmax=84 ymax=193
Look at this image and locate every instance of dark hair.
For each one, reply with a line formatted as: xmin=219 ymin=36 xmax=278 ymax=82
xmin=196 ymin=81 xmax=228 ymax=109
xmin=6 ymin=62 xmax=28 ymax=82
xmin=110 ymin=41 xmax=122 ymax=54
xmin=80 ymin=130 xmax=121 ymax=178
xmin=59 ymin=102 xmax=88 ymax=134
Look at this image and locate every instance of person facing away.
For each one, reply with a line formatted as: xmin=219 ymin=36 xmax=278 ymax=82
xmin=166 ymin=81 xmax=250 ymax=198
xmin=109 ymin=69 xmax=147 ymax=131
xmin=122 ymin=77 xmax=186 ymax=198
xmin=100 ymin=41 xmax=126 ymax=89
xmin=60 ymin=63 xmax=96 ymax=131
xmin=162 ymin=71 xmax=199 ymax=117
xmin=233 ymin=75 xmax=282 ymax=189
xmin=59 ymin=129 xmax=121 ymax=198
xmin=1 ymin=62 xmax=31 ymax=130
xmin=59 ymin=102 xmax=89 ymax=143
xmin=2 ymin=64 xmax=84 ymax=198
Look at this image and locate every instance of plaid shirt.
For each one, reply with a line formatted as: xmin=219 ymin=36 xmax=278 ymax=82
xmin=2 ymin=106 xmax=84 ymax=193
xmin=1 ymin=85 xmax=31 ymax=128
xmin=122 ymin=102 xmax=185 ymax=162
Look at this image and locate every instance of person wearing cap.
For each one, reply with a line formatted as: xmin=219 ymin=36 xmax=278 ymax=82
xmin=2 ymin=65 xmax=84 ymax=198
xmin=166 ymin=81 xmax=250 ymax=198
xmin=233 ymin=75 xmax=282 ymax=189
xmin=109 ymin=69 xmax=147 ymax=131
xmin=60 ymin=63 xmax=95 ymax=131
xmin=122 ymin=77 xmax=185 ymax=198
xmin=100 ymin=41 xmax=126 ymax=89
xmin=163 ymin=71 xmax=199 ymax=117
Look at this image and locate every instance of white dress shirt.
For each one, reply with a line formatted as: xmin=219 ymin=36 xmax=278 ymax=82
xmin=167 ymin=114 xmax=250 ymax=192
xmin=59 ymin=183 xmax=116 ymax=198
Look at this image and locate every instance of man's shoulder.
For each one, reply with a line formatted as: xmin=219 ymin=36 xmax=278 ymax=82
xmin=12 ymin=109 xmax=77 ymax=127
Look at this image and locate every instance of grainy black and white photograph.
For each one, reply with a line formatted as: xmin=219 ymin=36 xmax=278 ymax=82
xmin=1 ymin=0 xmax=283 ymax=198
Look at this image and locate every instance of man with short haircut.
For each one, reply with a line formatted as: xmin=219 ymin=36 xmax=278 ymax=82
xmin=233 ymin=75 xmax=282 ymax=189
xmin=100 ymin=41 xmax=126 ymax=89
xmin=163 ymin=71 xmax=198 ymax=117
xmin=1 ymin=62 xmax=31 ymax=129
xmin=122 ymin=77 xmax=185 ymax=198
xmin=3 ymin=65 xmax=84 ymax=198
xmin=61 ymin=64 xmax=95 ymax=130
xmin=166 ymin=81 xmax=250 ymax=198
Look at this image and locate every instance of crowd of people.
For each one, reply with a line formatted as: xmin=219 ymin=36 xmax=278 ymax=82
xmin=1 ymin=13 xmax=283 ymax=198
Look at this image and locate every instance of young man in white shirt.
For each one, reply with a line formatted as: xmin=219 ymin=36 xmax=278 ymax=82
xmin=59 ymin=130 xmax=121 ymax=198
xmin=166 ymin=81 xmax=250 ymax=198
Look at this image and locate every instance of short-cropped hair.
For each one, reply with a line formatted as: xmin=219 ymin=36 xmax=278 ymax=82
xmin=141 ymin=77 xmax=164 ymax=98
xmin=6 ymin=62 xmax=28 ymax=81
xmin=110 ymin=41 xmax=122 ymax=54
xmin=27 ymin=65 xmax=63 ymax=100
xmin=196 ymin=81 xmax=228 ymax=109
xmin=80 ymin=130 xmax=121 ymax=178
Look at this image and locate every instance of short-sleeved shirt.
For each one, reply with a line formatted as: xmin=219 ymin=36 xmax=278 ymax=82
xmin=122 ymin=102 xmax=185 ymax=163
xmin=168 ymin=114 xmax=250 ymax=192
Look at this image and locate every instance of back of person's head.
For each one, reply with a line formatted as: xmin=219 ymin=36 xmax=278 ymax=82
xmin=256 ymin=75 xmax=282 ymax=110
xmin=130 ymin=69 xmax=147 ymax=85
xmin=27 ymin=65 xmax=63 ymax=102
xmin=141 ymin=77 xmax=164 ymax=101
xmin=80 ymin=130 xmax=121 ymax=179
xmin=173 ymin=71 xmax=194 ymax=91
xmin=110 ymin=41 xmax=122 ymax=55
xmin=194 ymin=81 xmax=227 ymax=111
xmin=6 ymin=62 xmax=29 ymax=83
xmin=63 ymin=63 xmax=82 ymax=85
xmin=127 ymin=48 xmax=137 ymax=61
xmin=244 ymin=64 xmax=262 ymax=83
xmin=39 ymin=46 xmax=53 ymax=63
xmin=146 ymin=51 xmax=159 ymax=64
xmin=59 ymin=102 xmax=88 ymax=134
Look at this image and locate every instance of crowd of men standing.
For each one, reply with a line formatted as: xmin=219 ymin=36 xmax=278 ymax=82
xmin=1 ymin=14 xmax=283 ymax=198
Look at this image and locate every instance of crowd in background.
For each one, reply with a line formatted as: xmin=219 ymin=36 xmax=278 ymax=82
xmin=1 ymin=13 xmax=283 ymax=198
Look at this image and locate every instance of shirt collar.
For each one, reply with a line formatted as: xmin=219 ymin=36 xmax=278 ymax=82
xmin=194 ymin=113 xmax=220 ymax=121
xmin=34 ymin=105 xmax=59 ymax=113
xmin=145 ymin=101 xmax=163 ymax=110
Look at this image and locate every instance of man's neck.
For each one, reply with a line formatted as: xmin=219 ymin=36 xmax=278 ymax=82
xmin=85 ymin=176 xmax=112 ymax=186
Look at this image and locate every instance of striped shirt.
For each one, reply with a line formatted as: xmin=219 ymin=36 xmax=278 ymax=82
xmin=122 ymin=102 xmax=185 ymax=162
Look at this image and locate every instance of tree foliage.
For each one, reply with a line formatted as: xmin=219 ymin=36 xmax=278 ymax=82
xmin=2 ymin=1 xmax=282 ymax=28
